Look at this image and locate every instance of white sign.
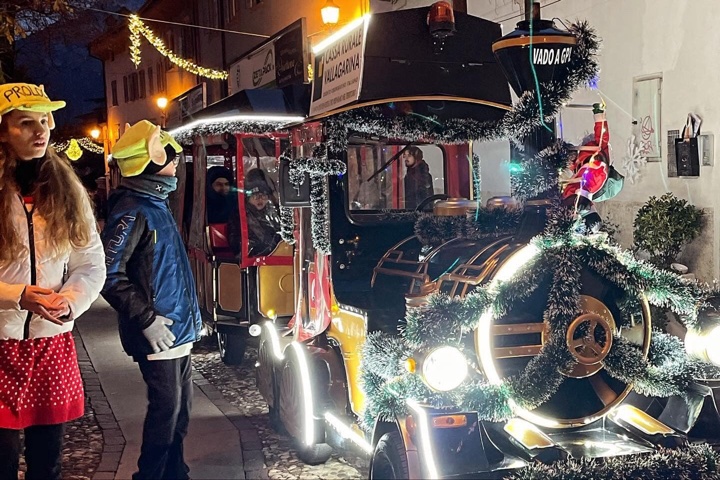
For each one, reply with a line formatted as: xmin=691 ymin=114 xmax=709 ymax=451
xmin=228 ymin=43 xmax=277 ymax=95
xmin=369 ymin=0 xmax=438 ymax=13
xmin=310 ymin=19 xmax=367 ymax=117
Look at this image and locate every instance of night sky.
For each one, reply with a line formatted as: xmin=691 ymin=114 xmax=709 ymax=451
xmin=14 ymin=0 xmax=146 ymax=130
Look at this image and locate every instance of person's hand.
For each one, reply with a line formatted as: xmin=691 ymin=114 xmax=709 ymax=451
xmin=142 ymin=316 xmax=176 ymax=353
xmin=19 ymin=286 xmax=63 ymax=325
xmin=47 ymin=295 xmax=71 ymax=319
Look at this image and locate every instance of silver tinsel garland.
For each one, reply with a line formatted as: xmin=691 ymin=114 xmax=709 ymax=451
xmin=170 ymin=120 xmax=289 ymax=145
xmin=279 ymin=206 xmax=295 ymax=245
xmin=279 ymin=145 xmax=346 ymax=254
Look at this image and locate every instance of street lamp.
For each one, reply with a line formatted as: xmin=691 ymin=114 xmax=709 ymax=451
xmin=156 ymin=96 xmax=168 ymax=128
xmin=90 ymin=124 xmax=111 ymax=202
xmin=321 ymin=0 xmax=340 ymax=25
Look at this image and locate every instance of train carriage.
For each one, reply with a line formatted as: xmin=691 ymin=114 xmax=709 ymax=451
xmin=170 ymin=86 xmax=307 ymax=364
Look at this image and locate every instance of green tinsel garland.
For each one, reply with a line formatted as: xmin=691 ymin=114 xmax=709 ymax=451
xmin=360 ymin=230 xmax=715 ymax=428
xmin=577 ymin=237 xmax=708 ymax=328
xmin=506 ymin=444 xmax=720 ymax=480
xmin=511 ymin=141 xmax=573 ymax=201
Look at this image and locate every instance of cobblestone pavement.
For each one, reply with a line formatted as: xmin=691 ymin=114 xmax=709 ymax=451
xmin=57 ymin=331 xmax=367 ymax=480
xmin=192 ymin=336 xmax=370 ymax=480
xmin=18 ymin=332 xmax=108 ymax=480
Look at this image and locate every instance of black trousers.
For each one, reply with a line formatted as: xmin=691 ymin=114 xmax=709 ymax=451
xmin=134 ymin=354 xmax=193 ymax=480
xmin=0 ymin=423 xmax=64 ymax=480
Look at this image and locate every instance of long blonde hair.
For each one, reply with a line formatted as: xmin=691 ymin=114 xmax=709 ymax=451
xmin=0 ymin=142 xmax=95 ymax=266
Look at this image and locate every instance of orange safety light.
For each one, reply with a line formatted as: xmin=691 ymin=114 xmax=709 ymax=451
xmin=427 ymin=1 xmax=456 ymax=39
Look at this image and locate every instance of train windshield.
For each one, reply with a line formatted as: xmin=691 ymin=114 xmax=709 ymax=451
xmin=347 ymin=143 xmax=446 ymax=211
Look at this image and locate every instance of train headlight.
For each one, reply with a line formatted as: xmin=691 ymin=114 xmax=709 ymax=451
xmin=422 ymin=346 xmax=468 ymax=392
xmin=686 ymin=324 xmax=720 ymax=366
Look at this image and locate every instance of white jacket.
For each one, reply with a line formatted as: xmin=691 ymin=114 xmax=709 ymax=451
xmin=0 ymin=196 xmax=106 ymax=340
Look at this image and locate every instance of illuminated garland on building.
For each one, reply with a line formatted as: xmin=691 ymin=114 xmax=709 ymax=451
xmin=129 ymin=14 xmax=228 ymax=81
xmin=52 ymin=137 xmax=104 ymax=160
xmin=360 ymin=225 xmax=716 ymax=429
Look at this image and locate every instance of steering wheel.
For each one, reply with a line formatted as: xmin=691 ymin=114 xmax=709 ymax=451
xmin=415 ymin=194 xmax=449 ymax=212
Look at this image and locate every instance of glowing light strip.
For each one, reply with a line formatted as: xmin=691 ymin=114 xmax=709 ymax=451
xmin=312 ymin=15 xmax=371 ymax=54
xmin=476 ymin=244 xmax=562 ymax=428
xmin=168 ymin=114 xmax=306 ymax=137
xmin=290 ymin=342 xmax=315 ymax=446
xmin=407 ymin=399 xmax=439 ymax=479
xmin=324 ymin=413 xmax=373 ymax=454
xmin=263 ymin=322 xmax=284 ymax=361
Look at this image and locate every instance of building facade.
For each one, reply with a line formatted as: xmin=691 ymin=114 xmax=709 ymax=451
xmin=467 ymin=0 xmax=719 ymax=281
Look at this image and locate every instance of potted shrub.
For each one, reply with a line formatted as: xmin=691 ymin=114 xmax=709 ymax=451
xmin=633 ymin=192 xmax=704 ymax=269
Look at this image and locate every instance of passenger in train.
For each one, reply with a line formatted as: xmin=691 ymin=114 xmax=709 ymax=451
xmin=402 ymin=146 xmax=434 ymax=209
xmin=101 ymin=120 xmax=202 ymax=480
xmin=206 ymin=166 xmax=234 ymax=224
xmin=228 ymin=168 xmax=281 ymax=257
xmin=0 ymin=83 xmax=106 ymax=479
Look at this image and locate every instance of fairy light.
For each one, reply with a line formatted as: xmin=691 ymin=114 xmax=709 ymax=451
xmin=52 ymin=137 xmax=104 ymax=156
xmin=78 ymin=138 xmax=105 ymax=154
xmin=129 ymin=14 xmax=228 ymax=81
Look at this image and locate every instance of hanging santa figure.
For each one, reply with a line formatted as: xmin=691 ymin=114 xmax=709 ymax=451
xmin=561 ymin=102 xmax=609 ymax=231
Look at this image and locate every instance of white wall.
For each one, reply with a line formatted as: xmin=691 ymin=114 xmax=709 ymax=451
xmin=469 ymin=0 xmax=719 ymax=281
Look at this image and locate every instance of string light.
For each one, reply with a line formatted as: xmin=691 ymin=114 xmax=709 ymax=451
xmin=129 ymin=14 xmax=228 ymax=81
xmin=78 ymin=138 xmax=105 ymax=154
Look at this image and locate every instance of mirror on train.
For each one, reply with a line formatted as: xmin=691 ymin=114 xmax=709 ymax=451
xmin=279 ymin=155 xmax=311 ymax=207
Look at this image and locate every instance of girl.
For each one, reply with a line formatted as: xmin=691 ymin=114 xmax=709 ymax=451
xmin=0 ymin=83 xmax=106 ymax=479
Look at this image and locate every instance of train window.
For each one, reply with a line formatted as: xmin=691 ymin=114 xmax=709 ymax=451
xmin=240 ymin=136 xmax=285 ymax=192
xmin=347 ymin=143 xmax=446 ymax=211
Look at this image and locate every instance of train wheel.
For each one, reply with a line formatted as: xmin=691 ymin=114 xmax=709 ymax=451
xmin=476 ymin=247 xmax=652 ymax=427
xmin=256 ymin=334 xmax=282 ymax=431
xmin=218 ymin=331 xmax=247 ymax=365
xmin=278 ymin=343 xmax=332 ymax=465
xmin=370 ymin=431 xmax=409 ymax=480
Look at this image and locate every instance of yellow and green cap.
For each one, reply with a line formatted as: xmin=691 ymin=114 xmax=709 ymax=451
xmin=111 ymin=120 xmax=182 ymax=177
xmin=0 ymin=83 xmax=66 ymax=117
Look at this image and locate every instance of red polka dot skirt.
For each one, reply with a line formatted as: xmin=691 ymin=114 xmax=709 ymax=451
xmin=0 ymin=332 xmax=84 ymax=429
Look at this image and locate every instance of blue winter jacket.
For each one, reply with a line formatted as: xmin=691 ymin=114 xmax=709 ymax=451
xmin=101 ymin=187 xmax=201 ymax=358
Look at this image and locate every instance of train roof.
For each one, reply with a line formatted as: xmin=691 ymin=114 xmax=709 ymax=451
xmin=171 ymin=6 xmax=513 ymax=142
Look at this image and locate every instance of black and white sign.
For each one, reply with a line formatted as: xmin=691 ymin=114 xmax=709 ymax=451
xmin=310 ymin=17 xmax=368 ymax=117
xmin=227 ymin=18 xmax=308 ymax=96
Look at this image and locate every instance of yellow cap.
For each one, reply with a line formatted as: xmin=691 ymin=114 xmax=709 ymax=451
xmin=111 ymin=120 xmax=182 ymax=177
xmin=0 ymin=83 xmax=66 ymax=117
